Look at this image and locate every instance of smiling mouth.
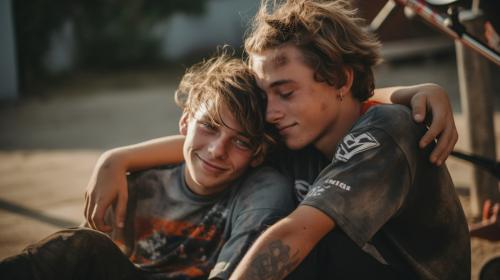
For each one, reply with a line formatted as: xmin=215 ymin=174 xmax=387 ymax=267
xmin=278 ymin=123 xmax=297 ymax=134
xmin=196 ymin=154 xmax=227 ymax=172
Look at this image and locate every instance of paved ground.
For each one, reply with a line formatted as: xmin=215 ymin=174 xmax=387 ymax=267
xmin=1 ymin=56 xmax=499 ymax=278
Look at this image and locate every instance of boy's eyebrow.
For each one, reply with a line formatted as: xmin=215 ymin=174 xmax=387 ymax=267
xmin=199 ymin=117 xmax=252 ymax=140
xmin=269 ymin=79 xmax=294 ymax=88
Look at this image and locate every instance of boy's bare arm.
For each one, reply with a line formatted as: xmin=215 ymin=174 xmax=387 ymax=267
xmin=372 ymin=83 xmax=458 ymax=165
xmin=229 ymin=206 xmax=334 ymax=280
xmin=84 ymin=135 xmax=185 ymax=232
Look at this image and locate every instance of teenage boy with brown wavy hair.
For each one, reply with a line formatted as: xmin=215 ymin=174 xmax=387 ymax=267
xmin=229 ymin=1 xmax=469 ymax=279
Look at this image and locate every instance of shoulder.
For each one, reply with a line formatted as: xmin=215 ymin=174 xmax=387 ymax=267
xmin=358 ymin=104 xmax=421 ymax=133
xmin=347 ymin=105 xmax=429 ymax=179
xmin=238 ymin=166 xmax=292 ymax=196
xmin=333 ymin=105 xmax=427 ymax=170
xmin=127 ymin=164 xmax=183 ymax=196
xmin=129 ymin=164 xmax=182 ymax=183
xmin=353 ymin=104 xmax=426 ymax=150
xmin=232 ymin=166 xmax=295 ymax=211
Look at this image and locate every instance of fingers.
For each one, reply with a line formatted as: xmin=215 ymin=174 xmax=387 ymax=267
xmin=84 ymin=192 xmax=89 ymax=222
xmin=114 ymin=191 xmax=128 ymax=229
xmin=412 ymin=88 xmax=458 ymax=166
xmin=427 ymin=124 xmax=451 ymax=165
xmin=438 ymin=116 xmax=458 ymax=164
xmin=92 ymin=199 xmax=113 ymax=233
xmin=85 ymin=191 xmax=97 ymax=229
xmin=418 ymin=99 xmax=445 ymax=148
xmin=84 ymin=187 xmax=113 ymax=232
xmin=411 ymin=94 xmax=427 ymax=123
xmin=421 ymin=112 xmax=458 ymax=165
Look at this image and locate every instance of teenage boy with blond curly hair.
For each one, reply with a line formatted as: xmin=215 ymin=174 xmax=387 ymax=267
xmin=0 ymin=54 xmax=296 ymax=280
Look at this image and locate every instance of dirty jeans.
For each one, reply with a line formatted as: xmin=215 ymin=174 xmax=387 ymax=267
xmin=0 ymin=228 xmax=145 ymax=280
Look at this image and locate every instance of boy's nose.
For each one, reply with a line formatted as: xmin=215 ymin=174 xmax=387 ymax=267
xmin=266 ymin=98 xmax=284 ymax=124
xmin=208 ymin=138 xmax=228 ymax=159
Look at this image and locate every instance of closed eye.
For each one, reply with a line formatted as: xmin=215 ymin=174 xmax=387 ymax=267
xmin=279 ymin=91 xmax=293 ymax=99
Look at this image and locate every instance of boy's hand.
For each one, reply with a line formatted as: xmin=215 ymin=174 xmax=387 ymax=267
xmin=410 ymin=84 xmax=458 ymax=166
xmin=84 ymin=151 xmax=129 ymax=232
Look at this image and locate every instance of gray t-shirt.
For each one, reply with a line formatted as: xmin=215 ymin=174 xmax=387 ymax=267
xmin=113 ymin=164 xmax=294 ymax=280
xmin=301 ymin=105 xmax=470 ymax=279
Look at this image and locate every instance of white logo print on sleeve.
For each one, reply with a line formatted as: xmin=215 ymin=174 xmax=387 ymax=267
xmin=335 ymin=132 xmax=380 ymax=162
xmin=294 ymin=180 xmax=312 ymax=202
xmin=306 ymin=179 xmax=351 ymax=198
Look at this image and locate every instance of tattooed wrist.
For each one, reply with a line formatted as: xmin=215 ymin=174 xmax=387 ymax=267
xmin=244 ymin=240 xmax=300 ymax=280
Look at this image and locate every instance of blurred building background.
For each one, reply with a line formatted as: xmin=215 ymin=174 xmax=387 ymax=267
xmin=2 ymin=0 xmax=258 ymax=100
xmin=2 ymin=0 xmax=476 ymax=100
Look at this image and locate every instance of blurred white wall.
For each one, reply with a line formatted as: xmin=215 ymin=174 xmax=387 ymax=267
xmin=43 ymin=21 xmax=76 ymax=74
xmin=156 ymin=0 xmax=258 ymax=59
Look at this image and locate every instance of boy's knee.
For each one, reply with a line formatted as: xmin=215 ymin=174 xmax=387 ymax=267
xmin=25 ymin=228 xmax=112 ymax=255
xmin=1 ymin=228 xmax=114 ymax=280
xmin=64 ymin=227 xmax=108 ymax=241
xmin=60 ymin=228 xmax=113 ymax=250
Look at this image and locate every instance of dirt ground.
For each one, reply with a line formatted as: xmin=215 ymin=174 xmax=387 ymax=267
xmin=0 ymin=57 xmax=499 ymax=279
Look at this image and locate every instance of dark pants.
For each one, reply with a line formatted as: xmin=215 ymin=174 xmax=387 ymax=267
xmin=316 ymin=230 xmax=404 ymax=280
xmin=0 ymin=228 xmax=317 ymax=280
xmin=0 ymin=228 xmax=145 ymax=280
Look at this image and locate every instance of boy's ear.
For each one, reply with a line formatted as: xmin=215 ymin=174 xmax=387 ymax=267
xmin=340 ymin=67 xmax=354 ymax=94
xmin=179 ymin=112 xmax=190 ymax=136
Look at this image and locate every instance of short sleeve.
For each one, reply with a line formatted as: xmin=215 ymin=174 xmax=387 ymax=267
xmin=301 ymin=128 xmax=412 ymax=248
xmin=209 ymin=166 xmax=295 ymax=279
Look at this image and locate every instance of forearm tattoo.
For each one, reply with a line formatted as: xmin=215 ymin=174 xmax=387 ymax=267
xmin=244 ymin=240 xmax=300 ymax=280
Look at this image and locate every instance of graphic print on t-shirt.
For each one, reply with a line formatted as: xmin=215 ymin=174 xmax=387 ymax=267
xmin=117 ymin=165 xmax=296 ymax=280
xmin=335 ymin=132 xmax=379 ymax=162
xmin=294 ymin=179 xmax=312 ymax=201
xmin=126 ymin=202 xmax=229 ymax=278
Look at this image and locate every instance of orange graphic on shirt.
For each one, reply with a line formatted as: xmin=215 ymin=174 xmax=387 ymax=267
xmin=134 ymin=217 xmax=220 ymax=242
xmin=117 ymin=216 xmax=225 ymax=278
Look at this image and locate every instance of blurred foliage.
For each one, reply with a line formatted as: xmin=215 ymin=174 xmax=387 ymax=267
xmin=13 ymin=0 xmax=208 ymax=93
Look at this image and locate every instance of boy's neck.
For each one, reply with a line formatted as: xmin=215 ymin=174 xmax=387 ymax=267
xmin=314 ymin=99 xmax=362 ymax=159
xmin=183 ymin=166 xmax=228 ymax=197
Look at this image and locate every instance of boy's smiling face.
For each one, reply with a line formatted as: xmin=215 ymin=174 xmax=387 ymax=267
xmin=180 ymin=103 xmax=261 ymax=196
xmin=250 ymin=44 xmax=345 ymax=152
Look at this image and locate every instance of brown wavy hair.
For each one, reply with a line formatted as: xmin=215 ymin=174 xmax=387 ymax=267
xmin=245 ymin=0 xmax=382 ymax=101
xmin=175 ymin=49 xmax=278 ymax=157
